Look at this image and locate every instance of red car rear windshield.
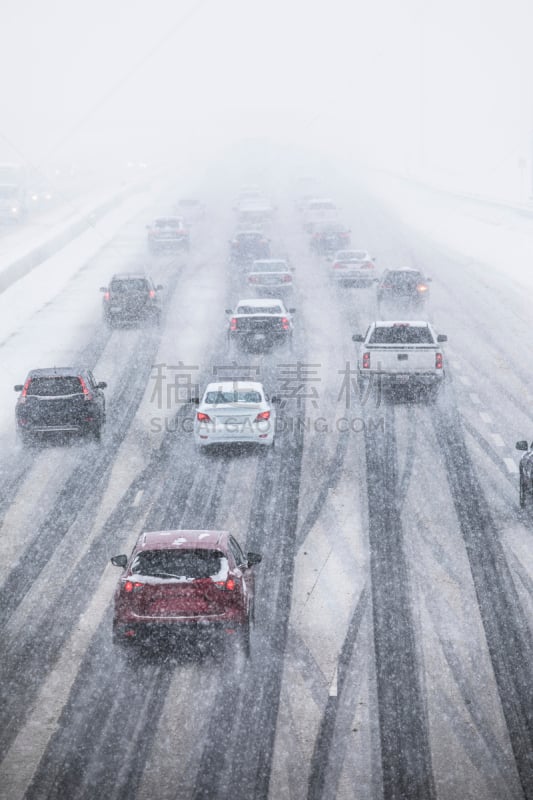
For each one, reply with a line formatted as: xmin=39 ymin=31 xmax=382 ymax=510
xmin=131 ymin=549 xmax=226 ymax=579
xmin=26 ymin=377 xmax=83 ymax=396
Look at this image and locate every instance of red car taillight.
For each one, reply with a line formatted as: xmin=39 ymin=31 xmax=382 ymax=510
xmin=215 ymin=577 xmax=236 ymax=590
xmin=230 ymin=317 xmax=238 ymax=331
xmin=281 ymin=317 xmax=290 ymax=330
xmin=333 ymin=262 xmax=344 ymax=269
xmin=282 ymin=274 xmax=292 ymax=282
xmin=20 ymin=378 xmax=31 ymax=400
xmin=416 ymin=283 xmax=428 ymax=293
xmin=362 ymin=352 xmax=370 ymax=369
xmin=197 ymin=412 xmax=212 ymax=422
xmin=248 ymin=276 xmax=259 ymax=283
xmin=255 ymin=410 xmax=271 ymax=421
xmin=149 ymin=289 xmax=156 ymax=299
xmin=124 ymin=581 xmax=143 ymax=593
xmin=362 ymin=261 xmax=374 ymax=269
xmin=79 ymin=376 xmax=93 ymax=401
xmin=436 ymin=353 xmax=443 ymax=369
xmin=103 ymin=291 xmax=110 ymax=301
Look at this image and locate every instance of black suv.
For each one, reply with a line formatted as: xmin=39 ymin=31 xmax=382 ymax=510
xmin=100 ymin=273 xmax=163 ymax=327
xmin=229 ymin=231 xmax=271 ymax=266
xmin=310 ymin=222 xmax=351 ymax=255
xmin=14 ymin=367 xmax=107 ymax=445
xmin=376 ymin=268 xmax=431 ymax=309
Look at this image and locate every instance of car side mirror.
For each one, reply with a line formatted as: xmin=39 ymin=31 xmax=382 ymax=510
xmin=145 ymin=225 xmax=150 ymax=230
xmin=14 ymin=384 xmax=23 ymax=392
xmin=372 ymin=257 xmax=377 ymax=261
xmin=271 ymin=396 xmax=280 ymax=404
xmin=111 ymin=554 xmax=128 ymax=568
xmin=192 ymin=397 xmax=200 ymax=405
xmin=352 ymin=334 xmax=364 ymax=342
xmin=247 ymin=552 xmax=262 ymax=566
xmin=437 ymin=335 xmax=447 ymax=342
xmin=426 ymin=277 xmax=432 ymax=282
xmin=289 ymin=308 xmax=296 ymax=314
xmin=96 ymin=381 xmax=107 ymax=389
xmin=225 ymin=308 xmax=232 ymax=315
xmin=156 ymin=284 xmax=163 ymax=290
xmin=516 ymin=440 xmax=529 ymax=451
xmin=99 ymin=287 xmax=107 ymax=292
xmin=326 ymin=257 xmax=333 ymax=262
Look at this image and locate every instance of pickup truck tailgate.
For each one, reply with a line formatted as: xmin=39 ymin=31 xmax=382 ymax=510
xmin=364 ymin=346 xmax=439 ymax=373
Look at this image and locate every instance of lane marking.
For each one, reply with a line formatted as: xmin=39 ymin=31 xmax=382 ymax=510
xmin=479 ymin=412 xmax=493 ymax=425
xmin=132 ymin=489 xmax=143 ymax=507
xmin=328 ymin=667 xmax=338 ymax=697
xmin=489 ymin=433 xmax=505 ymax=448
xmin=504 ymin=458 xmax=518 ymax=474
xmin=469 ymin=393 xmax=481 ymax=405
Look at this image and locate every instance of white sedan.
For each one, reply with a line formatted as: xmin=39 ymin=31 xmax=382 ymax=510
xmin=328 ymin=249 xmax=377 ymax=286
xmin=194 ymin=380 xmax=277 ymax=450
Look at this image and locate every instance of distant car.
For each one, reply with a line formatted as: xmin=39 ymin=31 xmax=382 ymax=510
xmin=328 ymin=249 xmax=377 ymax=286
xmin=516 ymin=440 xmax=533 ymax=508
xmin=376 ymin=268 xmax=431 ymax=310
xmin=194 ymin=380 xmax=277 ymax=450
xmin=100 ymin=273 xmax=163 ymax=327
xmin=111 ymin=528 xmax=262 ymax=655
xmin=302 ymin=198 xmax=338 ymax=231
xmin=14 ymin=367 xmax=106 ymax=445
xmin=175 ymin=197 xmax=205 ymax=225
xmin=310 ymin=222 xmax=351 ymax=254
xmin=229 ymin=231 xmax=271 ymax=266
xmin=146 ymin=217 xmax=189 ymax=253
xmin=226 ymin=297 xmax=295 ymax=352
xmin=246 ymin=259 xmax=294 ymax=295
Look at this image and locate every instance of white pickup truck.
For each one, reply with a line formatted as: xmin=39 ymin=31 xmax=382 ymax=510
xmin=352 ymin=321 xmax=447 ymax=395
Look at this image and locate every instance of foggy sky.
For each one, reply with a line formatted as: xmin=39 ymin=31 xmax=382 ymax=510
xmin=1 ymin=0 xmax=532 ymax=188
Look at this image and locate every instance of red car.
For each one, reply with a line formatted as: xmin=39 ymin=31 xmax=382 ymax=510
xmin=111 ymin=529 xmax=261 ymax=654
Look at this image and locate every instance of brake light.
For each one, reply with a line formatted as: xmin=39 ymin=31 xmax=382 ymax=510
xmin=362 ymin=352 xmax=370 ymax=369
xmin=436 ymin=353 xmax=443 ymax=369
xmin=333 ymin=262 xmax=345 ymax=269
xmin=79 ymin=376 xmax=93 ymax=401
xmin=281 ymin=317 xmax=290 ymax=330
xmin=197 ymin=412 xmax=211 ymax=422
xmin=230 ymin=317 xmax=238 ymax=331
xmin=255 ymin=410 xmax=271 ymax=421
xmin=248 ymin=275 xmax=259 ymax=283
xmin=124 ymin=581 xmax=143 ymax=593
xmin=362 ymin=261 xmax=374 ymax=269
xmin=103 ymin=291 xmax=110 ymax=301
xmin=416 ymin=284 xmax=428 ymax=293
xmin=216 ymin=577 xmax=236 ymax=590
xmin=20 ymin=378 xmax=31 ymax=398
xmin=149 ymin=289 xmax=156 ymax=299
xmin=282 ymin=274 xmax=292 ymax=282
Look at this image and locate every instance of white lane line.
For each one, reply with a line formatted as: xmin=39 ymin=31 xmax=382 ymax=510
xmin=489 ymin=433 xmax=505 ymax=448
xmin=479 ymin=412 xmax=493 ymax=425
xmin=469 ymin=393 xmax=481 ymax=405
xmin=459 ymin=375 xmax=472 ymax=386
xmin=132 ymin=489 xmax=143 ymax=507
xmin=504 ymin=458 xmax=519 ymax=474
xmin=328 ymin=667 xmax=338 ymax=697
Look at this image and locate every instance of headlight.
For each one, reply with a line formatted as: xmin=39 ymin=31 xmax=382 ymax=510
xmin=11 ymin=207 xmax=19 ymax=213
